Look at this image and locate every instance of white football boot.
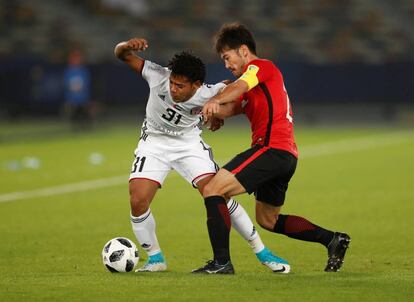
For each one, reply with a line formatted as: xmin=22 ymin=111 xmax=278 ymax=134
xmin=255 ymin=247 xmax=290 ymax=273
xmin=135 ymin=252 xmax=167 ymax=272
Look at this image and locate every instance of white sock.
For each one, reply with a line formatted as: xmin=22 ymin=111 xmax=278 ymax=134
xmin=228 ymin=199 xmax=265 ymax=254
xmin=130 ymin=209 xmax=161 ymax=257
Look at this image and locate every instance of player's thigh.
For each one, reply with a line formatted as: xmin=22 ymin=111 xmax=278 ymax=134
xmin=195 ymin=175 xmax=215 ymax=196
xmin=129 ymin=178 xmax=160 ymax=204
xmin=195 ymin=174 xmax=244 ymax=199
xmin=203 ymin=168 xmax=246 ymax=198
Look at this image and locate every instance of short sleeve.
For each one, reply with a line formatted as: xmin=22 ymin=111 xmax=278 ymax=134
xmin=238 ymin=60 xmax=273 ymax=91
xmin=200 ymin=82 xmax=226 ymax=99
xmin=210 ymin=82 xmax=226 ymax=95
xmin=142 ymin=60 xmax=170 ymax=88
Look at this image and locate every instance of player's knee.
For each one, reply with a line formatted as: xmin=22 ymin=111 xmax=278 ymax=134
xmin=129 ymin=195 xmax=151 ymax=216
xmin=202 ymin=182 xmax=218 ymax=198
xmin=202 ymin=178 xmax=230 ymax=198
xmin=223 ymin=193 xmax=232 ymax=201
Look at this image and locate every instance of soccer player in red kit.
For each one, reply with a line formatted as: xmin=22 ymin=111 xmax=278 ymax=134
xmin=192 ymin=23 xmax=350 ymax=274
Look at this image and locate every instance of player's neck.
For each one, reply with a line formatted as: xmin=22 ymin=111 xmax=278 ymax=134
xmin=246 ymin=54 xmax=259 ymax=64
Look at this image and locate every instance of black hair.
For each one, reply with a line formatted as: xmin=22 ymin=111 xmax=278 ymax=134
xmin=168 ymin=51 xmax=205 ymax=83
xmin=214 ymin=22 xmax=257 ymax=55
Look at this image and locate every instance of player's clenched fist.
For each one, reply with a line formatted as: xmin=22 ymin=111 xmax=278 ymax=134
xmin=207 ymin=117 xmax=224 ymax=132
xmin=114 ymin=38 xmax=149 ymax=65
xmin=125 ymin=38 xmax=148 ymax=52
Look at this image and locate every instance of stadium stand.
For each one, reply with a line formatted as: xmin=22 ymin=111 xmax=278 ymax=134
xmin=1 ymin=0 xmax=413 ymax=64
xmin=0 ymin=0 xmax=413 ymax=121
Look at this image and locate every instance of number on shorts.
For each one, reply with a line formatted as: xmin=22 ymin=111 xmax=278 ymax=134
xmin=131 ymin=156 xmax=146 ymax=173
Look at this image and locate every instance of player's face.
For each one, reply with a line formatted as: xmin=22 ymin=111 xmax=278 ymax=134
xmin=220 ymin=48 xmax=246 ymax=77
xmin=169 ymin=74 xmax=200 ymax=103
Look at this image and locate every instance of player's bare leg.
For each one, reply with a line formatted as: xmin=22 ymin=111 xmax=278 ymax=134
xmin=202 ymin=168 xmax=245 ymax=198
xmin=129 ymin=178 xmax=167 ymax=272
xmin=129 ymin=178 xmax=159 ymax=216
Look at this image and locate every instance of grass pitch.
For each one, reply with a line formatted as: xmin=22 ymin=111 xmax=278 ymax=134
xmin=0 ymin=120 xmax=413 ymax=302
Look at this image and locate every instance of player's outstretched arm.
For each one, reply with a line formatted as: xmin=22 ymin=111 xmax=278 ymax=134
xmin=202 ymin=80 xmax=248 ymax=122
xmin=213 ymin=102 xmax=242 ymax=119
xmin=114 ymin=38 xmax=148 ymax=73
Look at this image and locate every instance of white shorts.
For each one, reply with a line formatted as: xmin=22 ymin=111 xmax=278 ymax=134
xmin=129 ymin=133 xmax=218 ymax=187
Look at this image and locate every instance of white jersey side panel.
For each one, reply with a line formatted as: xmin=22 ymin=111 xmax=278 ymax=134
xmin=141 ymin=60 xmax=225 ymax=137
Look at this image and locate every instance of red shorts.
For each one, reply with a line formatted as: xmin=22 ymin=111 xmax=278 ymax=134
xmin=223 ymin=145 xmax=297 ymax=206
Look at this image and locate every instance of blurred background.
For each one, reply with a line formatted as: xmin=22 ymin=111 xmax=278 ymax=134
xmin=0 ymin=0 xmax=414 ymax=126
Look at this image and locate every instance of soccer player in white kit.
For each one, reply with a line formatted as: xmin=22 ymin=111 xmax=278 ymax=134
xmin=114 ymin=38 xmax=286 ymax=272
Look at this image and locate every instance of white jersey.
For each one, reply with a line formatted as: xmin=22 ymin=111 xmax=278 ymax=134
xmin=130 ymin=60 xmax=225 ymax=187
xmin=140 ymin=60 xmax=225 ymax=138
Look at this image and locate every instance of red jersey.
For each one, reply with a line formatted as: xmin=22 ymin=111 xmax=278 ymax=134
xmin=237 ymin=59 xmax=298 ymax=158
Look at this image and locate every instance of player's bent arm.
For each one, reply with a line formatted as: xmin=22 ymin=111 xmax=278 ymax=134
xmin=114 ymin=38 xmax=148 ymax=74
xmin=209 ymin=80 xmax=249 ymax=106
xmin=214 ymin=102 xmax=242 ymax=119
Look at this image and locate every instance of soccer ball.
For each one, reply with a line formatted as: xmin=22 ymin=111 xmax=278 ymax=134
xmin=102 ymin=237 xmax=139 ymax=272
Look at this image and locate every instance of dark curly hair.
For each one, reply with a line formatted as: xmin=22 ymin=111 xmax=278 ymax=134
xmin=168 ymin=51 xmax=206 ymax=83
xmin=214 ymin=22 xmax=256 ymax=55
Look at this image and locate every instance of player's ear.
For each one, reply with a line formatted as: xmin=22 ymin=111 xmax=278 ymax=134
xmin=240 ymin=45 xmax=249 ymax=57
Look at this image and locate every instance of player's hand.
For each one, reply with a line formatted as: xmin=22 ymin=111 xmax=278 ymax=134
xmin=125 ymin=38 xmax=148 ymax=52
xmin=208 ymin=117 xmax=224 ymax=132
xmin=202 ymin=99 xmax=220 ymax=123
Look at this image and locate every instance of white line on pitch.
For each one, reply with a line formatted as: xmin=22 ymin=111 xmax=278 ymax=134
xmin=0 ymin=175 xmax=127 ymax=203
xmin=300 ymin=130 xmax=413 ymax=158
xmin=0 ymin=131 xmax=413 ymax=203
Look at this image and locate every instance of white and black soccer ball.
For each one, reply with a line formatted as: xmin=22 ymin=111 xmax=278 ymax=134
xmin=102 ymin=237 xmax=139 ymax=273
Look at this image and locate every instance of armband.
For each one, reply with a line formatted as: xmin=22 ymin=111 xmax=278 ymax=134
xmin=239 ymin=64 xmax=260 ymax=90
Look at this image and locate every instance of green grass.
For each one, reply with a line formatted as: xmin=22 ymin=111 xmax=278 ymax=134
xmin=0 ymin=121 xmax=413 ymax=302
